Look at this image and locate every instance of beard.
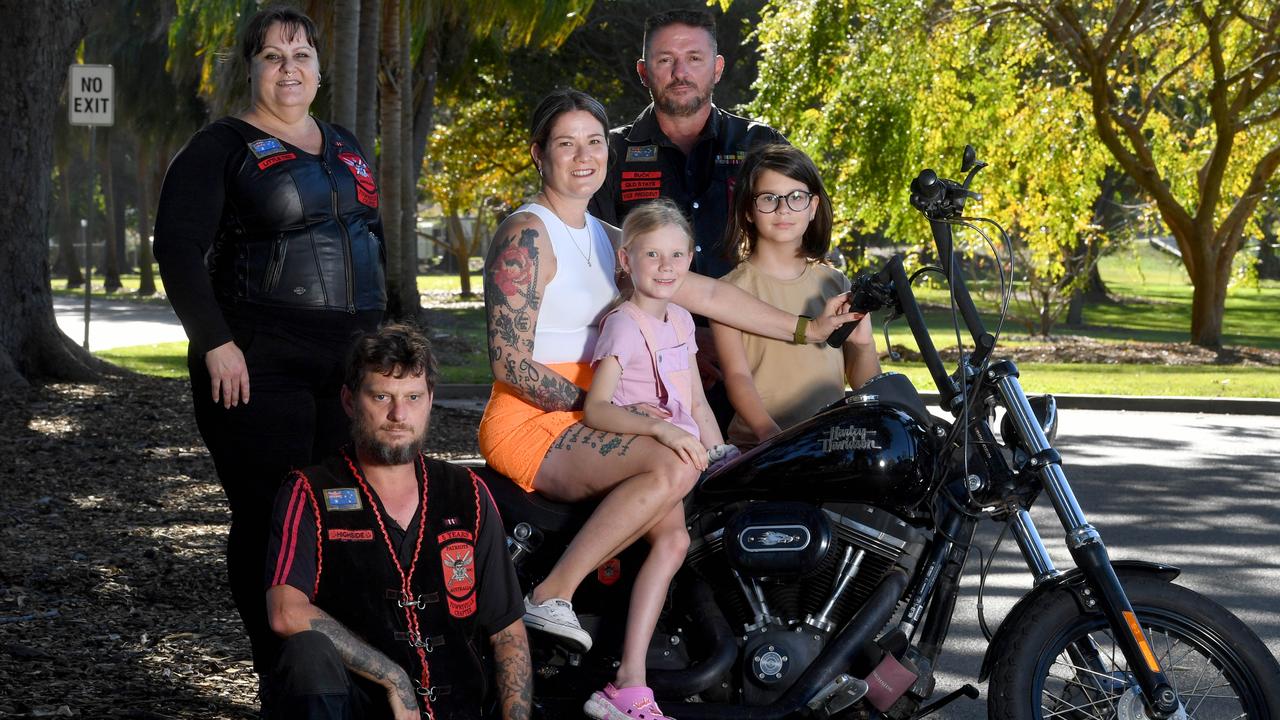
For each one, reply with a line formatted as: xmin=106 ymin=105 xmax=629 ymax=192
xmin=651 ymin=80 xmax=713 ymax=118
xmin=351 ymin=414 xmax=428 ymax=466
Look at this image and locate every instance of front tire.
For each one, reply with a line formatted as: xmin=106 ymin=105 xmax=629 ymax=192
xmin=989 ymin=576 xmax=1280 ymax=719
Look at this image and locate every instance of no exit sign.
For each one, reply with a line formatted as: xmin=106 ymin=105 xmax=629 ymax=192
xmin=68 ymin=64 xmax=114 ymax=127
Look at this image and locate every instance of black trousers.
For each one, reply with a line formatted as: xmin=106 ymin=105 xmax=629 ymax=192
xmin=264 ymin=631 xmax=391 ymax=720
xmin=188 ymin=320 xmax=359 ymax=673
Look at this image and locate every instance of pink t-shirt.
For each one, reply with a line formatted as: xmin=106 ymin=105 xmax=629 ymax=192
xmin=591 ymin=301 xmax=701 ymax=440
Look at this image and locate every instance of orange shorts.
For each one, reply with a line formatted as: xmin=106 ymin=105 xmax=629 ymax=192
xmin=478 ymin=362 xmax=593 ymax=492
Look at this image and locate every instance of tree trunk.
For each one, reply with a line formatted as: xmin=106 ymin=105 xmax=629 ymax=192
xmin=378 ymin=0 xmax=404 ymax=319
xmin=396 ymin=11 xmax=420 ymax=320
xmin=109 ymin=130 xmax=132 ymax=274
xmin=56 ymin=170 xmax=84 ymax=288
xmin=98 ymin=129 xmax=122 ymax=291
xmin=331 ymin=0 xmax=360 ymax=130
xmin=135 ymin=137 xmax=156 ymax=296
xmin=0 ymin=0 xmax=109 ymax=387
xmin=1188 ymin=244 xmax=1228 ymax=348
xmin=447 ymin=212 xmax=473 ymax=298
xmin=355 ymin=0 xmax=380 ymax=157
xmin=1258 ymin=209 xmax=1280 ymax=281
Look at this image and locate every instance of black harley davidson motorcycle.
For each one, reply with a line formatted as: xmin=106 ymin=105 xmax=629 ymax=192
xmin=474 ymin=148 xmax=1280 ymax=719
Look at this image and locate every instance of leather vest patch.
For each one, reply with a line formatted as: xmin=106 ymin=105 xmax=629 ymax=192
xmin=438 ymin=529 xmax=477 ymax=618
xmin=338 ymin=151 xmax=379 ymax=208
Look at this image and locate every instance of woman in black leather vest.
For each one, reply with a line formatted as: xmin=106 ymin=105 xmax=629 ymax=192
xmin=153 ymin=6 xmax=384 ymax=678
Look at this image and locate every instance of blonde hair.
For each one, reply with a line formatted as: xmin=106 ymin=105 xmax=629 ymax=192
xmin=620 ymin=198 xmax=694 ymax=254
xmin=617 ymin=199 xmax=694 ymax=302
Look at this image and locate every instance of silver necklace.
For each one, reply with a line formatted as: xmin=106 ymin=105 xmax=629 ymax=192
xmin=542 ymin=196 xmax=593 ymax=267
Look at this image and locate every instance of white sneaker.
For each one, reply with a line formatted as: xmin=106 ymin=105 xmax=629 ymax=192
xmin=522 ymin=595 xmax=592 ymax=652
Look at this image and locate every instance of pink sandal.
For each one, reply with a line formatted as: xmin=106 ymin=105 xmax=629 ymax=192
xmin=583 ymin=683 xmax=674 ymax=719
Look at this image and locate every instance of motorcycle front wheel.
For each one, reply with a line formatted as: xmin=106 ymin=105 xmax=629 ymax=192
xmin=988 ymin=576 xmax=1280 ymax=719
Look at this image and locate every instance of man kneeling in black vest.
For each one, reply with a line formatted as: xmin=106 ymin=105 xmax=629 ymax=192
xmin=263 ymin=323 xmax=530 ymax=720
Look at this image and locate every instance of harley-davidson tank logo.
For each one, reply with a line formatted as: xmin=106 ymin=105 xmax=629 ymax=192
xmin=739 ymin=524 xmax=811 ymax=553
xmin=439 ymin=541 xmax=476 ymax=618
xmin=821 ymin=425 xmax=882 ymax=452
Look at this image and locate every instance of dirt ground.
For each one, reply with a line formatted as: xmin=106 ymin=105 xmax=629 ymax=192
xmin=0 ymin=336 xmax=1275 ymax=718
xmin=0 ymin=374 xmax=480 ymax=719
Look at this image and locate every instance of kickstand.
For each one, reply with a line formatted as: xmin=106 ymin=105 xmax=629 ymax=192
xmin=911 ymin=684 xmax=979 ymax=719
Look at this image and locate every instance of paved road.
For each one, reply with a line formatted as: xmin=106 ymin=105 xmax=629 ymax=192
xmin=927 ymin=408 xmax=1280 ymax=717
xmin=53 ymin=294 xmax=188 ymax=351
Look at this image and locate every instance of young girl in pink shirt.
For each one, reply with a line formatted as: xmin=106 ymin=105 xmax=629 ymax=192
xmin=581 ymin=198 xmax=729 ymax=719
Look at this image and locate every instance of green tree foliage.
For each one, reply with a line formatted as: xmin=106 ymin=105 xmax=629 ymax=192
xmin=754 ymin=1 xmax=1280 ymax=345
xmin=421 ymin=74 xmax=535 ymax=297
xmin=750 ymin=1 xmax=1112 ymax=335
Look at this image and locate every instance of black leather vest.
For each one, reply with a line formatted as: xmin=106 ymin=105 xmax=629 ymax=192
xmin=210 ymin=118 xmax=386 ymax=312
xmin=301 ymin=451 xmax=485 ymax=719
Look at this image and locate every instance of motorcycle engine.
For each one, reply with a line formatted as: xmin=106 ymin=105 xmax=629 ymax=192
xmin=687 ymin=501 xmax=928 ymax=705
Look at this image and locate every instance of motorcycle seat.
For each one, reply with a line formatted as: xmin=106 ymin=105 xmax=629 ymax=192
xmin=462 ymin=460 xmax=597 ymax=535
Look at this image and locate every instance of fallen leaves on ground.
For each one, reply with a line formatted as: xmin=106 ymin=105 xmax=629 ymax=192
xmin=0 ymin=374 xmax=480 ymax=718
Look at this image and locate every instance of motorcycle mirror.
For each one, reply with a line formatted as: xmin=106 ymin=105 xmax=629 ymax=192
xmin=962 ymin=145 xmax=977 ymax=173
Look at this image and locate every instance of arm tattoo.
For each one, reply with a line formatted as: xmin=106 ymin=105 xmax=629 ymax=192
xmin=309 ymin=616 xmax=417 ymax=712
xmin=490 ymin=625 xmax=532 ymax=720
xmin=484 ymin=224 xmax=586 ymax=412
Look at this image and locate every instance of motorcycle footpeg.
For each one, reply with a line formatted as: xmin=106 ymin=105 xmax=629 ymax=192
xmin=806 ymin=674 xmax=869 ymax=718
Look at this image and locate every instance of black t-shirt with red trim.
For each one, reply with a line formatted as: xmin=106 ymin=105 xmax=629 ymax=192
xmin=265 ymin=454 xmax=523 ymax=639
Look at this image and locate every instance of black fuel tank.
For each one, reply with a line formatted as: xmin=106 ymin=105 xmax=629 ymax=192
xmin=699 ymin=399 xmax=934 ymax=511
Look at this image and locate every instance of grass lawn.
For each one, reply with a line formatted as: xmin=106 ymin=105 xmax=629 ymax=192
xmin=52 ymin=272 xmax=169 ymax=303
xmin=86 ymin=252 xmax=1280 ymax=397
xmin=97 ymin=342 xmax=189 ymax=379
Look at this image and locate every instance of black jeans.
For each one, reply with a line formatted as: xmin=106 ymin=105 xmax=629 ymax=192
xmin=189 ymin=319 xmax=360 ymax=673
xmin=264 ymin=631 xmax=391 ymax=720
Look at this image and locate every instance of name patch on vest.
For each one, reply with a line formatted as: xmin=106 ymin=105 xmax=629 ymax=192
xmin=248 ymin=138 xmax=287 ymax=159
xmin=626 ymin=145 xmax=659 ymax=162
xmin=621 ymin=171 xmax=662 ymax=202
xmin=439 ymin=531 xmax=476 ymax=618
xmin=324 ymin=487 xmax=364 ymax=511
xmin=338 ymin=151 xmax=379 ymax=209
xmin=328 ymin=528 xmax=374 ymax=541
xmin=257 ymin=152 xmax=297 ymax=171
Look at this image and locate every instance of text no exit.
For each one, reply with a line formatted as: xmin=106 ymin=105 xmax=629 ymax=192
xmin=68 ymin=64 xmax=114 ymax=127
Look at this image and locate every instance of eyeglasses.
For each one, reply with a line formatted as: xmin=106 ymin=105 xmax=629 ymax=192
xmin=753 ymin=190 xmax=815 ymax=214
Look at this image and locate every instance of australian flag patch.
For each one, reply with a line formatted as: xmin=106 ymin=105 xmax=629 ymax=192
xmin=323 ymin=487 xmax=363 ymax=511
xmin=626 ymin=145 xmax=659 ymax=162
xmin=249 ymin=137 xmax=287 ymax=159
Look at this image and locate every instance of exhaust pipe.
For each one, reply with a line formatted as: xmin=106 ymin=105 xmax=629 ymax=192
xmin=662 ymin=570 xmax=909 ymax=720
xmin=649 ymin=578 xmax=737 ymax=697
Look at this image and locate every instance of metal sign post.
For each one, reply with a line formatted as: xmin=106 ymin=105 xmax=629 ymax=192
xmin=68 ymin=64 xmax=114 ymax=352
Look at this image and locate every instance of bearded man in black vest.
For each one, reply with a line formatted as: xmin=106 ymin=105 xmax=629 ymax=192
xmin=263 ymin=323 xmax=530 ymax=720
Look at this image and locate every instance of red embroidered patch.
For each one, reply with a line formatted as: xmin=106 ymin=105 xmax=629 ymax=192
xmin=621 ymin=179 xmax=662 ymax=190
xmin=622 ymin=190 xmax=661 ymax=202
xmin=337 ymin=151 xmax=379 ymax=208
xmin=327 ymin=528 xmax=373 ymax=541
xmin=440 ymin=540 xmax=477 ymax=618
xmin=258 ymin=152 xmax=297 ymax=170
xmin=622 ymin=171 xmax=661 ymax=179
xmin=597 ymin=557 xmax=622 ymax=586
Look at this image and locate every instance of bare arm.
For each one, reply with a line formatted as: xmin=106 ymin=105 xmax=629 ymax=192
xmin=710 ymin=320 xmax=782 ymax=443
xmin=688 ymin=350 xmax=724 ymax=448
xmin=483 ymin=213 xmax=585 ymax=412
xmin=673 ymin=272 xmax=857 ymax=344
xmin=267 ymin=585 xmax=418 ymax=720
xmin=842 ymin=312 xmax=882 ymax=390
xmin=490 ymin=620 xmax=532 ymax=720
xmin=584 ymin=357 xmax=706 ymax=469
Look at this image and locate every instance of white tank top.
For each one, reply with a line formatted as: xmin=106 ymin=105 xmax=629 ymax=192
xmin=516 ymin=203 xmax=618 ymax=364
